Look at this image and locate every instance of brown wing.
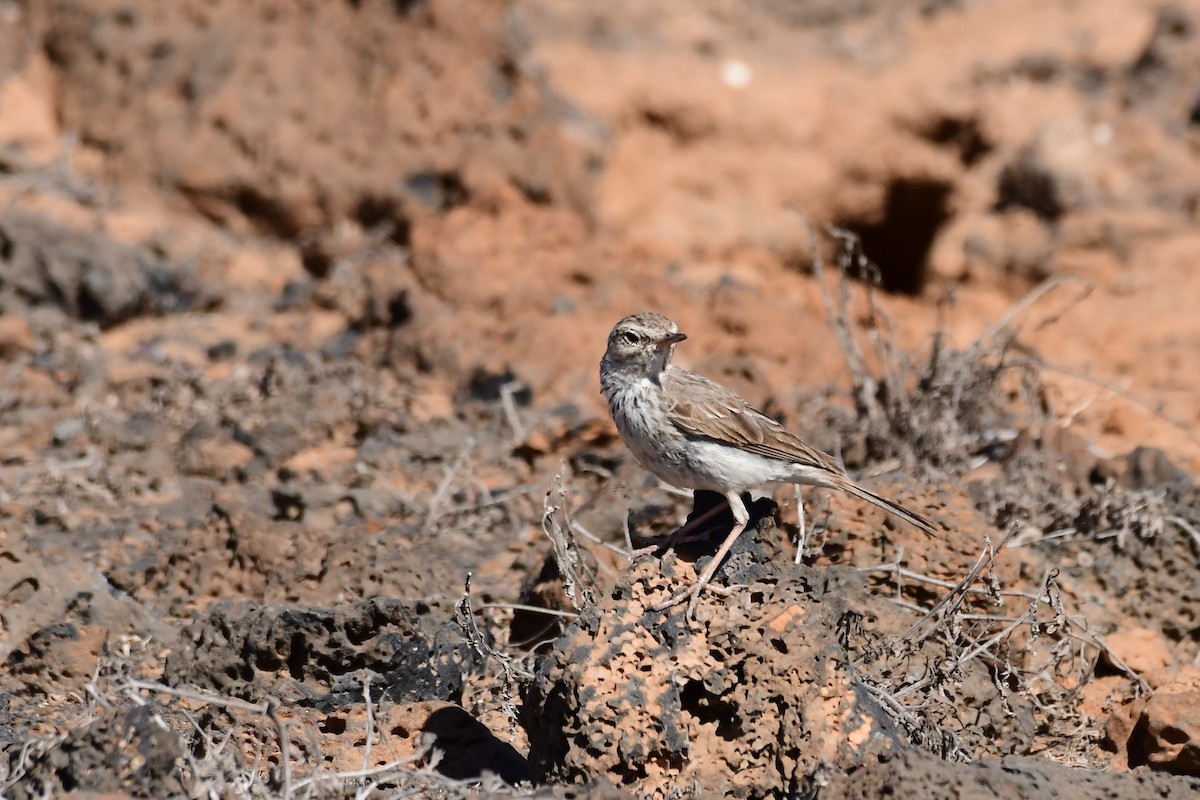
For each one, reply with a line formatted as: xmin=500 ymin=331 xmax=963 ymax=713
xmin=662 ymin=368 xmax=845 ymax=475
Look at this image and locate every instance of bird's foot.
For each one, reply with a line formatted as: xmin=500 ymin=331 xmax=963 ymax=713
xmin=652 ymin=580 xmax=736 ymax=620
xmin=627 ymin=542 xmax=667 ymax=562
xmin=628 ymin=527 xmax=718 ymax=563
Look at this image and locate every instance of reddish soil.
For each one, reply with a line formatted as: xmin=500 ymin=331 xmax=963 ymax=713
xmin=2 ymin=1 xmax=1200 ymax=797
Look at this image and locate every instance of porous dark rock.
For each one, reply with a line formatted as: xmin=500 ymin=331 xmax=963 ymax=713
xmin=3 ymin=704 xmax=188 ymax=799
xmin=0 ymin=211 xmax=197 ymax=326
xmin=522 ymin=495 xmax=905 ymax=797
xmin=820 ymin=747 xmax=1200 ymax=800
xmin=163 ymin=597 xmax=479 ymax=710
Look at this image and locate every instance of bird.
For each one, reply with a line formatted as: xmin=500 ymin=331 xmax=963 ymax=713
xmin=599 ymin=311 xmax=935 ymax=619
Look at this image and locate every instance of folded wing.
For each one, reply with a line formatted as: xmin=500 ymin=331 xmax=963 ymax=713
xmin=662 ymin=368 xmax=845 ymax=476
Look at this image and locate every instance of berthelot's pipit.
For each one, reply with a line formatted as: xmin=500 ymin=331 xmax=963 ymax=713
xmin=600 ymin=312 xmax=935 ymax=619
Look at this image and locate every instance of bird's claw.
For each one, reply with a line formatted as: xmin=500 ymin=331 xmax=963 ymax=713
xmin=628 ymin=539 xmax=683 ymax=563
xmin=652 ymin=580 xmax=739 ymax=620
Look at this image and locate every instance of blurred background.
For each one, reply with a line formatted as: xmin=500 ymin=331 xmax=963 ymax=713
xmin=1 ymin=0 xmax=1198 ymax=460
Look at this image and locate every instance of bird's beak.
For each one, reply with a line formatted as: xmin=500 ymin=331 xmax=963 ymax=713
xmin=658 ymin=332 xmax=687 ymax=346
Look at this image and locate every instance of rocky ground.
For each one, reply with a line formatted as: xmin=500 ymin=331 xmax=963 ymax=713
xmin=2 ymin=0 xmax=1200 ymax=797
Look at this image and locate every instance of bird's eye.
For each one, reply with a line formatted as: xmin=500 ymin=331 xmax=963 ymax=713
xmin=620 ymin=331 xmax=640 ymax=346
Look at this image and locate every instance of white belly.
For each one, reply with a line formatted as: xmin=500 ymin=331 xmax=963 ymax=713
xmin=677 ymin=438 xmax=800 ymax=493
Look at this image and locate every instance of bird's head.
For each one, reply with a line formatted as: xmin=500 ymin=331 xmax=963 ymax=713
xmin=601 ymin=312 xmax=687 ymax=379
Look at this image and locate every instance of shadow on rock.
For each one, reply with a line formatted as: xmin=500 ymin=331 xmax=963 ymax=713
xmin=420 ymin=704 xmax=530 ymax=785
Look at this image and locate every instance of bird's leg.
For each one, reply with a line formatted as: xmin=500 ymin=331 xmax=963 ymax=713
xmin=653 ymin=491 xmax=749 ymax=619
xmin=627 ymin=494 xmax=731 ymax=560
xmin=794 ymin=483 xmax=806 ymax=565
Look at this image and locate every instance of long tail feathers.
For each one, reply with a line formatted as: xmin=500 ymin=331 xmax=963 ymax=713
xmin=839 ymin=480 xmax=937 ymax=537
